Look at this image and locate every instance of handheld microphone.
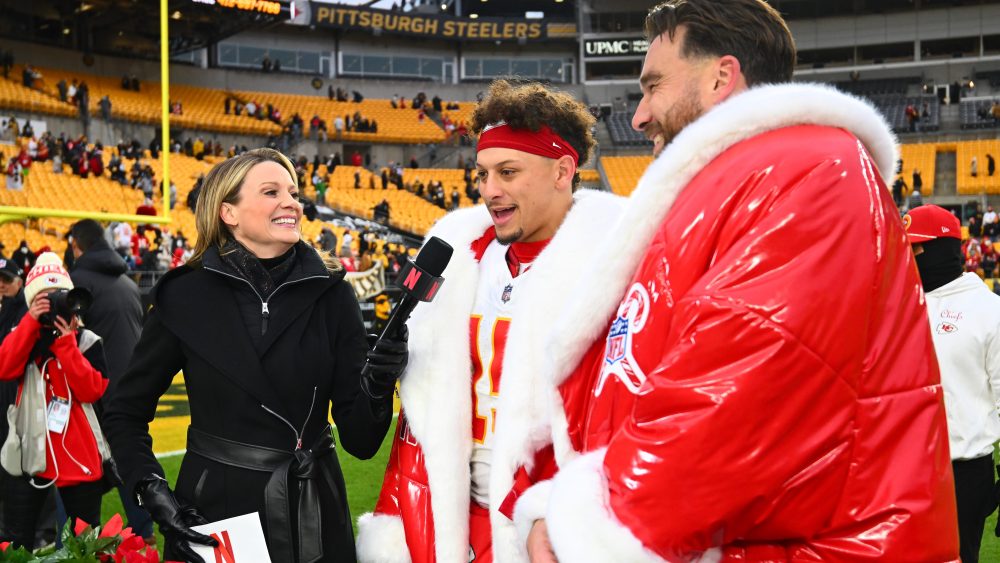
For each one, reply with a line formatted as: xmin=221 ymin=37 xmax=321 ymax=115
xmin=373 ymin=235 xmax=453 ymax=343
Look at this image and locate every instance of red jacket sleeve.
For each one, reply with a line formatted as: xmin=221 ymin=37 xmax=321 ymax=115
xmin=0 ymin=312 xmax=39 ymax=381
xmin=50 ymin=333 xmax=108 ymax=404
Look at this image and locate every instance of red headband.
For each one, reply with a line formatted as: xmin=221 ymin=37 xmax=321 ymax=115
xmin=476 ymin=122 xmax=579 ymax=165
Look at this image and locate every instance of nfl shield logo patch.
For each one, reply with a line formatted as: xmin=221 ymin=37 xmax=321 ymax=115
xmin=501 ymin=284 xmax=513 ymax=303
xmin=605 ymin=316 xmax=628 ymax=364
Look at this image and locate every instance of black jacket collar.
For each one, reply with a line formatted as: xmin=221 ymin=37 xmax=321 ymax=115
xmin=152 ymin=242 xmax=343 ymax=419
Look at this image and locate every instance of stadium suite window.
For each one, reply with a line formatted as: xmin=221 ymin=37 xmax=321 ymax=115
xmin=512 ymin=60 xmax=539 ymax=77
xmin=483 ymin=59 xmax=510 ymax=78
xmin=421 ymin=58 xmax=442 ymax=78
xmin=395 ymin=57 xmax=420 ymax=76
xmin=343 ymin=54 xmax=362 ymax=74
xmin=363 ymin=55 xmax=392 ymax=75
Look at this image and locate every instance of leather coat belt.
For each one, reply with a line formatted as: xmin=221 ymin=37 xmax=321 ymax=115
xmin=186 ymin=426 xmax=342 ymax=563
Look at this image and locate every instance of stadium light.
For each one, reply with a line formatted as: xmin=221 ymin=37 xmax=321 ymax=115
xmin=470 ymin=13 xmax=478 ymax=18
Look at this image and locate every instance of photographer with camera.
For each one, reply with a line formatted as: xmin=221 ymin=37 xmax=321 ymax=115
xmin=0 ymin=252 xmax=109 ymax=550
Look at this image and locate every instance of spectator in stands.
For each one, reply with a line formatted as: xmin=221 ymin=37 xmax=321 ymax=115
xmin=354 ymin=170 xmax=361 ymax=190
xmin=170 ymin=101 xmax=183 ymax=116
xmin=0 ymin=253 xmax=110 ymax=551
xmin=327 ymin=84 xmax=335 ymax=101
xmin=136 ymin=198 xmax=157 ymax=217
xmin=89 ymin=150 xmax=103 ymax=178
xmin=4 ymin=116 xmax=17 ymax=142
xmin=911 ymin=169 xmax=923 ymax=193
xmin=77 ymin=82 xmax=89 ymax=118
xmin=107 ymin=149 xmax=404 ymax=562
xmin=432 ymin=94 xmax=442 ymax=113
xmin=905 ymin=205 xmax=1000 ymax=563
xmin=6 ymin=157 xmax=23 ymax=191
xmin=193 ymin=137 xmax=205 ymax=161
xmin=991 ymin=101 xmax=1000 ymax=123
xmin=465 ymin=176 xmax=479 ymax=205
xmin=988 ymin=154 xmax=996 ymax=177
xmin=11 ymin=241 xmax=34 ymax=274
xmin=0 ymin=50 xmax=11 ymax=79
xmin=352 ymin=90 xmax=364 ymax=103
xmin=409 ymin=155 xmax=419 ymax=169
xmin=56 ymin=79 xmax=68 ymax=102
xmin=984 ymin=207 xmax=997 ymax=238
xmin=262 ymin=55 xmax=272 ymax=73
xmin=67 ymin=80 xmax=78 ymax=104
xmin=21 ymin=122 xmax=33 ymax=139
xmin=183 ymin=138 xmax=194 ymax=157
xmin=318 ymin=228 xmax=337 ymax=254
xmin=341 ymin=229 xmax=354 ymax=257
xmin=968 ymin=215 xmax=982 ymax=239
xmin=373 ymin=199 xmax=390 ymax=225
xmin=908 ymin=187 xmax=923 ymax=210
xmin=450 ymin=186 xmax=460 ymax=210
xmin=99 ymin=96 xmax=111 ymax=122
xmin=972 ymin=156 xmax=979 ymax=177
xmin=351 ymin=150 xmax=363 ymax=167
xmin=333 ymin=115 xmax=344 ymax=139
xmin=51 ymin=146 xmax=63 ymax=175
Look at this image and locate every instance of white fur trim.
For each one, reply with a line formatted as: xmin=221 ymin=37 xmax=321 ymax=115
xmin=399 ymin=192 xmax=625 ymax=563
xmin=488 ymin=190 xmax=625 ymax=563
xmin=399 ymin=205 xmax=490 ymax=563
xmin=511 ymin=480 xmax=552 ymax=549
xmin=545 ymin=83 xmax=899 ymax=395
xmin=547 ymin=450 xmax=721 ymax=563
xmin=356 ymin=513 xmax=412 ymax=563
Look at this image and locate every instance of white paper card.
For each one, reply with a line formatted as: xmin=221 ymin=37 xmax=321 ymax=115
xmin=189 ymin=512 xmax=272 ymax=563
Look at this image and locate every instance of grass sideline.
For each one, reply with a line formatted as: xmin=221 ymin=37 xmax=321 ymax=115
xmin=100 ymin=427 xmax=394 ymax=554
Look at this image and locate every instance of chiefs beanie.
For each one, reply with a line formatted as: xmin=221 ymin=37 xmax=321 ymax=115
xmin=24 ymin=252 xmax=73 ymax=305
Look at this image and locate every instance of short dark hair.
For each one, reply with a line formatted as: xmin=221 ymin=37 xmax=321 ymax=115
xmin=471 ymin=79 xmax=596 ymax=191
xmin=645 ymin=0 xmax=795 ymax=86
xmin=70 ymin=219 xmax=105 ymax=253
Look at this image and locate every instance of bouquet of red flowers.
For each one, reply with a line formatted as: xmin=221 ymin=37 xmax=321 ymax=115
xmin=0 ymin=514 xmax=173 ymax=563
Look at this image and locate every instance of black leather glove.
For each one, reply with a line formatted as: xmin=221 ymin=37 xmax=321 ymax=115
xmin=361 ymin=325 xmax=409 ymax=400
xmin=136 ymin=475 xmax=218 ymax=563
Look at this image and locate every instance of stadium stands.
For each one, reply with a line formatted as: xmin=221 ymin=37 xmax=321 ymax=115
xmin=960 ymin=98 xmax=1000 ymax=129
xmin=898 ymin=142 xmax=938 ymax=194
xmin=956 ymin=139 xmax=1000 ymax=194
xmin=833 ymin=77 xmax=918 ymax=96
xmin=606 ymin=112 xmax=651 ymax=147
xmin=4 ymin=64 xmax=449 ymax=143
xmin=601 ymin=154 xmax=652 ymax=196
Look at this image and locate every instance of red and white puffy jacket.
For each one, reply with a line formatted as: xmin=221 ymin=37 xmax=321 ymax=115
xmin=513 ymin=84 xmax=959 ymax=562
xmin=356 ymin=189 xmax=625 ymax=563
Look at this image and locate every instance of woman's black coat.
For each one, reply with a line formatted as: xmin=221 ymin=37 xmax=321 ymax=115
xmin=103 ymin=244 xmax=392 ymax=562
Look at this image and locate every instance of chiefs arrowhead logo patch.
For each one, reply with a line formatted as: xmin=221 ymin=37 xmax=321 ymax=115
xmin=936 ymin=322 xmax=958 ymax=334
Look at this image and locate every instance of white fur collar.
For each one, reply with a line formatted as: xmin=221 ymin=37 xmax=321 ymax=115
xmin=489 ymin=190 xmax=625 ymax=563
xmin=398 ymin=189 xmax=625 ymax=563
xmin=543 ymin=83 xmax=899 ymax=463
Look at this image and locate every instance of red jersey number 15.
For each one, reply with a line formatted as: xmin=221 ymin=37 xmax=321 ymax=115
xmin=470 ymin=315 xmax=511 ymax=444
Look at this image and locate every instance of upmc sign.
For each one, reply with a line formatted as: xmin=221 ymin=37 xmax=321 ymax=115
xmin=584 ymin=38 xmax=648 ymax=58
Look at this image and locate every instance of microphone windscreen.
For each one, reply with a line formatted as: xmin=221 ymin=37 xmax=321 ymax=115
xmin=414 ymin=236 xmax=453 ymax=277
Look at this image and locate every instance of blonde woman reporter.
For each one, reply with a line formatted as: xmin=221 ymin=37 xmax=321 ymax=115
xmin=104 ymin=149 xmax=406 ymax=563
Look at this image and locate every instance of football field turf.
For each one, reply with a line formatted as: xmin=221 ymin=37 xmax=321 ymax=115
xmin=101 ymin=375 xmax=1000 ymax=560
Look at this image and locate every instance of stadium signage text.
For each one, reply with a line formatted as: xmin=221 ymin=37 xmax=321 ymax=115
xmin=192 ymin=0 xmax=288 ymax=17
xmin=312 ymin=5 xmax=548 ymax=41
xmin=584 ymin=38 xmax=649 ymax=58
